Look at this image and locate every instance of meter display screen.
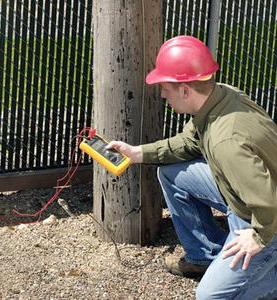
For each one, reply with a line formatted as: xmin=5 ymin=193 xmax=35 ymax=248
xmin=86 ymin=136 xmax=125 ymax=166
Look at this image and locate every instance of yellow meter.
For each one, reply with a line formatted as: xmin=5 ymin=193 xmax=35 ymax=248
xmin=79 ymin=134 xmax=131 ymax=176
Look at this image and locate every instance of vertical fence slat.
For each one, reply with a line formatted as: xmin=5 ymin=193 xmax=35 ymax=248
xmin=53 ymin=0 xmax=65 ymax=165
xmin=173 ymin=0 xmax=180 ymax=36
xmin=85 ymin=0 xmax=93 ymax=162
xmin=32 ymin=1 xmax=44 ymax=167
xmin=216 ymin=0 xmax=225 ymax=83
xmin=228 ymin=2 xmax=238 ymax=85
xmin=223 ymin=0 xmax=233 ymax=83
xmin=36 ymin=0 xmax=47 ymax=168
xmin=268 ymin=0 xmax=276 ymax=122
xmin=0 ymin=1 xmax=7 ymax=172
xmin=71 ymin=0 xmax=85 ymax=144
xmin=1 ymin=0 xmax=15 ymax=170
xmin=239 ymin=0 xmax=250 ymax=94
xmin=228 ymin=1 xmax=239 ymax=86
xmin=41 ymin=1 xmax=51 ymax=166
xmin=8 ymin=1 xmax=21 ymax=169
xmin=260 ymin=0 xmax=272 ymax=113
xmin=22 ymin=0 xmax=35 ymax=169
xmin=28 ymin=1 xmax=41 ymax=167
xmin=179 ymin=0 xmax=187 ymax=34
xmin=199 ymin=0 xmax=208 ymax=42
xmin=86 ymin=55 xmax=93 ymax=151
xmin=43 ymin=0 xmax=57 ymax=166
xmin=250 ymin=0 xmax=263 ymax=103
xmin=58 ymin=0 xmax=72 ymax=165
xmin=47 ymin=0 xmax=58 ymax=166
xmin=164 ymin=0 xmax=174 ymax=39
xmin=15 ymin=0 xmax=28 ymax=169
xmin=193 ymin=0 xmax=200 ymax=38
xmin=244 ymin=0 xmax=256 ymax=97
xmin=80 ymin=0 xmax=93 ymax=164
xmin=28 ymin=0 xmax=38 ymax=167
xmin=235 ymin=0 xmax=246 ymax=90
xmin=256 ymin=3 xmax=269 ymax=109
xmin=65 ymin=0 xmax=78 ymax=162
xmin=187 ymin=0 xmax=193 ymax=35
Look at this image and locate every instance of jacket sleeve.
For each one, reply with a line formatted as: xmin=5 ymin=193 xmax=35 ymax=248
xmin=141 ymin=119 xmax=202 ymax=164
xmin=213 ymin=136 xmax=277 ymax=245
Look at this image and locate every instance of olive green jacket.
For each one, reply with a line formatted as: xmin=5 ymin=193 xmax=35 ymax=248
xmin=142 ymin=83 xmax=277 ymax=246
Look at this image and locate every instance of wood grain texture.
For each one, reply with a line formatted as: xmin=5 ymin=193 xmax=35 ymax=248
xmin=93 ymin=0 xmax=163 ymax=244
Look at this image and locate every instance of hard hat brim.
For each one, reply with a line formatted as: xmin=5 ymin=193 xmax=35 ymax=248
xmin=198 ymin=74 xmax=213 ymax=81
xmin=145 ymin=69 xmax=178 ymax=85
xmin=146 ymin=69 xmax=215 ymax=85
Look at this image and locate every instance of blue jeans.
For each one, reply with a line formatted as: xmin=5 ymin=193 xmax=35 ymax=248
xmin=158 ymin=159 xmax=277 ymax=300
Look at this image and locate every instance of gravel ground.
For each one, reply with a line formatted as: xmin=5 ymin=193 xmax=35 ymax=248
xmin=0 ymin=183 xmax=199 ymax=300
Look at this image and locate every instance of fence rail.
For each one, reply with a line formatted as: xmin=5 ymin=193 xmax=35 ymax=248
xmin=0 ymin=0 xmax=276 ymax=176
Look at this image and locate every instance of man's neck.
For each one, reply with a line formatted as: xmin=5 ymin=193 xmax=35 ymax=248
xmin=193 ymin=90 xmax=213 ymax=115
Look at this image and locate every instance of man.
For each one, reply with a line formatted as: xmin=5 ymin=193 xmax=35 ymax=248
xmin=108 ymin=36 xmax=277 ymax=299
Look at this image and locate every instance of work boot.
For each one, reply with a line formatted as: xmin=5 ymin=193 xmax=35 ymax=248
xmin=164 ymin=255 xmax=209 ymax=278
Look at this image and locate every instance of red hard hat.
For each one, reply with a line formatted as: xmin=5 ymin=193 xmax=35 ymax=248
xmin=146 ymin=36 xmax=219 ymax=84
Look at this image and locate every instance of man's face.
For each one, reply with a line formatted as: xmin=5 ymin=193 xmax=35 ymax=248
xmin=160 ymin=82 xmax=194 ymax=114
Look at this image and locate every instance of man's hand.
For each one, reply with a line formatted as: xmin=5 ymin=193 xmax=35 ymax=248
xmin=106 ymin=141 xmax=143 ymax=164
xmin=222 ymin=229 xmax=264 ymax=270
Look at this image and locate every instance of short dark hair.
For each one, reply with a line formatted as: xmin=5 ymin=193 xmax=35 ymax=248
xmin=185 ymin=76 xmax=216 ymax=95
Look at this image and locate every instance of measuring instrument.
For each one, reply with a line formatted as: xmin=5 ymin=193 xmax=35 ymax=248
xmin=79 ymin=130 xmax=131 ymax=176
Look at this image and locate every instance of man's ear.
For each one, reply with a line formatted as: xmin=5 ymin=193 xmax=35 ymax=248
xmin=180 ymin=82 xmax=190 ymax=98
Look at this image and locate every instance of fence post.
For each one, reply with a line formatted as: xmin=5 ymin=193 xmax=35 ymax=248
xmin=92 ymin=1 xmax=163 ymax=245
xmin=207 ymin=0 xmax=221 ymax=58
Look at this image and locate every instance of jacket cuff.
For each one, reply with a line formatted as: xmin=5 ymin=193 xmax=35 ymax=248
xmin=141 ymin=143 xmax=160 ymax=164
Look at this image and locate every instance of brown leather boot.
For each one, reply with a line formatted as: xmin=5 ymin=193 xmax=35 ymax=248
xmin=164 ymin=255 xmax=209 ymax=278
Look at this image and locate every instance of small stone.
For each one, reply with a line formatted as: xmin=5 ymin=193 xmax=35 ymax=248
xmin=17 ymin=224 xmax=28 ymax=230
xmin=42 ymin=215 xmax=57 ymax=225
xmin=0 ymin=226 xmax=11 ymax=233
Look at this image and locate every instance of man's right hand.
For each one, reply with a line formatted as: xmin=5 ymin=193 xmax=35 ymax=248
xmin=106 ymin=141 xmax=143 ymax=164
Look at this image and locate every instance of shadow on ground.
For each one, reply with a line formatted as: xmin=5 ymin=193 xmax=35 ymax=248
xmin=0 ymin=183 xmax=93 ymax=226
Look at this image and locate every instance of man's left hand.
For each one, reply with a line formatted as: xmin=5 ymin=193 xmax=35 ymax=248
xmin=222 ymin=229 xmax=264 ymax=270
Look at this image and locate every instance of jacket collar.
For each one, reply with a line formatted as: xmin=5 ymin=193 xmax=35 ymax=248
xmin=192 ymin=83 xmax=226 ymax=134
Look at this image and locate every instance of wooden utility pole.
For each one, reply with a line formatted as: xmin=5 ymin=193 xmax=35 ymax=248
xmin=93 ymin=0 xmax=163 ymax=244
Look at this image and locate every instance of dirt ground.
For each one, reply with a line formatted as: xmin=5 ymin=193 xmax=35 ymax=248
xmin=0 ymin=183 xmax=199 ymax=300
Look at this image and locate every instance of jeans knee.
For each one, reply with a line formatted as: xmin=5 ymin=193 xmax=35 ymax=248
xmin=196 ymin=276 xmax=223 ymax=300
xmin=196 ymin=277 xmax=230 ymax=300
xmin=196 ymin=283 xmax=215 ymax=300
xmin=196 ymin=283 xmax=207 ymax=300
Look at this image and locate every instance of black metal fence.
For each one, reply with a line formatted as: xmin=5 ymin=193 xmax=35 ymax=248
xmin=0 ymin=0 xmax=93 ymax=173
xmin=0 ymin=0 xmax=276 ymax=174
xmin=163 ymin=0 xmax=276 ymax=137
